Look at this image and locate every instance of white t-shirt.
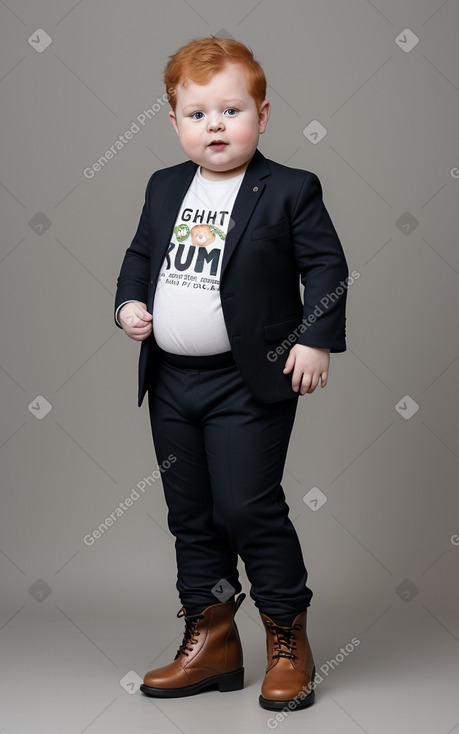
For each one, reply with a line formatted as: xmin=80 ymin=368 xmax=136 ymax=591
xmin=152 ymin=167 xmax=244 ymax=355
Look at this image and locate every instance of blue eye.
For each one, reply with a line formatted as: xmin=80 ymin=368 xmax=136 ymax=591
xmin=191 ymin=111 xmax=204 ymax=120
xmin=224 ymin=108 xmax=238 ymax=116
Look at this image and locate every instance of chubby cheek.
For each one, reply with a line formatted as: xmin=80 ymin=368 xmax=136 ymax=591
xmin=180 ymin=130 xmax=202 ymax=154
xmin=231 ymin=122 xmax=259 ymax=147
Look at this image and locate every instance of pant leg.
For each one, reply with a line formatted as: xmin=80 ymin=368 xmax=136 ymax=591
xmin=200 ymin=367 xmax=313 ymax=621
xmin=148 ymin=360 xmax=241 ymax=612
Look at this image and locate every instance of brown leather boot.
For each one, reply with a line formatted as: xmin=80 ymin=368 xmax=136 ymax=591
xmin=140 ymin=593 xmax=245 ymax=698
xmin=259 ymin=610 xmax=315 ymax=711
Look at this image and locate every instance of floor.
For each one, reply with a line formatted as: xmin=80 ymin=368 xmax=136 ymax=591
xmin=1 ymin=590 xmax=458 ymax=734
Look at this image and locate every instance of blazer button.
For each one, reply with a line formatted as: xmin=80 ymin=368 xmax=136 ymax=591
xmin=253 ymin=186 xmax=258 ymax=192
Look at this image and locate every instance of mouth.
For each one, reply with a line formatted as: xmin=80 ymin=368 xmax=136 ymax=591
xmin=208 ymin=140 xmax=228 ymax=150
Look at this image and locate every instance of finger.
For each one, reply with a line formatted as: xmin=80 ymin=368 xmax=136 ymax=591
xmin=299 ymin=376 xmax=312 ymax=395
xmin=283 ymin=353 xmax=295 ymax=375
xmin=132 ymin=324 xmax=152 ymax=336
xmin=290 ymin=365 xmax=301 ymax=392
xmin=130 ymin=327 xmax=152 ymax=341
xmin=135 ymin=311 xmax=153 ymax=325
xmin=294 ymin=369 xmax=310 ymax=394
xmin=320 ymin=370 xmax=328 ymax=388
xmin=123 ymin=311 xmax=143 ymax=327
xmin=127 ymin=312 xmax=152 ymax=329
xmin=125 ymin=321 xmax=151 ymax=337
xmin=128 ymin=316 xmax=142 ymax=328
xmin=306 ymin=374 xmax=320 ymax=394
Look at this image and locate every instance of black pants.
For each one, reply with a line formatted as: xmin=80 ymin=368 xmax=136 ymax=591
xmin=148 ymin=351 xmax=313 ymax=625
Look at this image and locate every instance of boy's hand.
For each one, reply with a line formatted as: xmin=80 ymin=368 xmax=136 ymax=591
xmin=283 ymin=345 xmax=330 ymax=395
xmin=119 ymin=302 xmax=153 ymax=341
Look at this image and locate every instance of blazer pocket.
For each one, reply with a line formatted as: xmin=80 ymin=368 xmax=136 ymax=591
xmin=264 ymin=315 xmax=302 ymax=342
xmin=251 ymin=220 xmax=285 ymax=241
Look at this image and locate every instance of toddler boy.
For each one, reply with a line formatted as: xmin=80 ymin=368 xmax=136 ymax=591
xmin=115 ymin=36 xmax=348 ymax=711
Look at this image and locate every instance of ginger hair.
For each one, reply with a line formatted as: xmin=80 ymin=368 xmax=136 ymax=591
xmin=164 ymin=37 xmax=267 ymax=112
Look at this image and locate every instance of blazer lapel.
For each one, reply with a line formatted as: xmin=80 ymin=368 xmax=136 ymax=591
xmin=149 ymin=160 xmax=198 ymax=278
xmin=221 ymin=149 xmax=271 ymax=277
xmin=149 ymin=151 xmax=271 ymax=279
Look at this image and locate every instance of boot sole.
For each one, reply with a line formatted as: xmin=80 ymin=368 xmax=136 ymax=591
xmin=258 ymin=667 xmax=316 ymax=711
xmin=140 ymin=667 xmax=244 ymax=698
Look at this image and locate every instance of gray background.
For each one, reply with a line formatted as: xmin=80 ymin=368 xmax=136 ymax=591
xmin=1 ymin=1 xmax=458 ymax=732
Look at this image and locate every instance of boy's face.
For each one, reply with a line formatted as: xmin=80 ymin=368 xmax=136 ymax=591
xmin=169 ymin=62 xmax=270 ymax=181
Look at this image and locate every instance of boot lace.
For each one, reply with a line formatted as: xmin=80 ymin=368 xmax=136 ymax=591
xmin=267 ymin=620 xmax=302 ymax=660
xmin=174 ymin=608 xmax=204 ymax=659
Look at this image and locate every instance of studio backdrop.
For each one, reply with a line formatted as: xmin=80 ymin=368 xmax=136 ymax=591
xmin=0 ymin=1 xmax=458 ymax=732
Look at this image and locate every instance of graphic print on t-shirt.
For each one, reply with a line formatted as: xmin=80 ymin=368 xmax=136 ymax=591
xmin=152 ymin=168 xmax=243 ymax=356
xmin=158 ymin=212 xmax=231 ymax=293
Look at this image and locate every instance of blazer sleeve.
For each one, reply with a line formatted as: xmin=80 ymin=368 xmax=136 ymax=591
xmin=291 ymin=172 xmax=348 ymax=352
xmin=114 ymin=175 xmax=154 ymax=325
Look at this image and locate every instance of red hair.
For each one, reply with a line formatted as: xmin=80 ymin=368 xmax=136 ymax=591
xmin=164 ymin=37 xmax=267 ymax=112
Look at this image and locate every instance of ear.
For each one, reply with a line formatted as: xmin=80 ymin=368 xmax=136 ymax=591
xmin=169 ymin=110 xmax=179 ymax=135
xmin=258 ymin=100 xmax=271 ymax=134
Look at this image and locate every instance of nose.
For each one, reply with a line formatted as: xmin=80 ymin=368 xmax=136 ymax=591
xmin=207 ymin=115 xmax=224 ymax=132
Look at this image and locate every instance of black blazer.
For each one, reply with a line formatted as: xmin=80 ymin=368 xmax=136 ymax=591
xmin=115 ymin=149 xmax=348 ymax=405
